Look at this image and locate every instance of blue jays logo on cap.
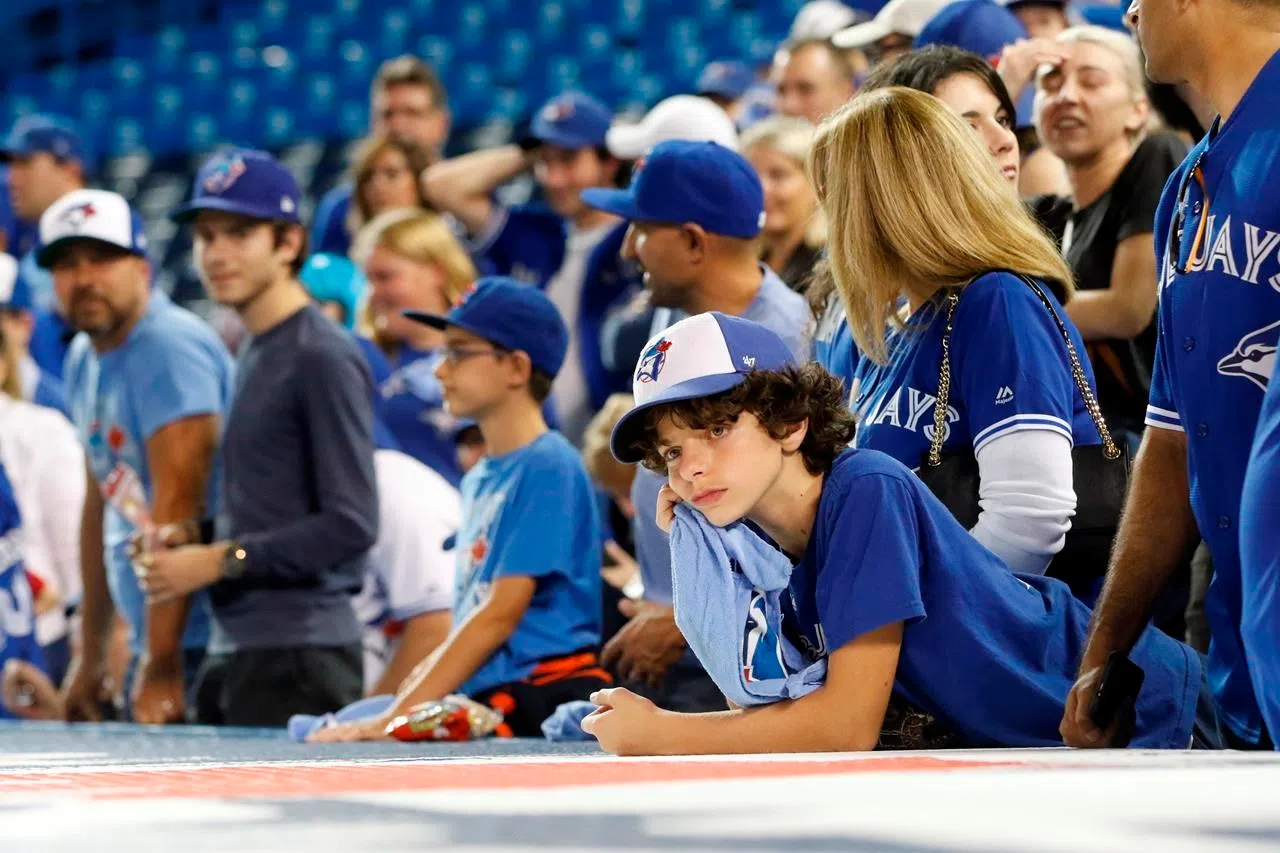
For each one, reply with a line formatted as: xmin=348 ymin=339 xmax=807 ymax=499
xmin=57 ymin=201 xmax=97 ymax=230
xmin=636 ymin=338 xmax=672 ymax=384
xmin=203 ymin=154 xmax=248 ymax=194
xmin=541 ymin=99 xmax=575 ymax=123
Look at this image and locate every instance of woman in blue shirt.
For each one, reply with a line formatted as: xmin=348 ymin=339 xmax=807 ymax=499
xmin=808 ymin=86 xmax=1102 ymax=582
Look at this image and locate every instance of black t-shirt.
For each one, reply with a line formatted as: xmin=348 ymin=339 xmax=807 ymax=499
xmin=1063 ymin=131 xmax=1189 ymax=431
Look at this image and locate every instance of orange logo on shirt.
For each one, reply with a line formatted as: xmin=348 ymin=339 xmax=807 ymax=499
xmin=469 ymin=537 xmax=488 ymax=565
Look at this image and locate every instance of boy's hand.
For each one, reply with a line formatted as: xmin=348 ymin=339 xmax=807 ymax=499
xmin=581 ymin=687 xmax=665 ymax=755
xmin=601 ymin=599 xmax=686 ymax=687
xmin=656 ymin=484 xmax=683 ymax=534
xmin=307 ymin=715 xmax=395 ymax=743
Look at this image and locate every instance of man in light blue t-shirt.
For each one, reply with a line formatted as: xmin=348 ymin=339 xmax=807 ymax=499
xmin=580 ymin=139 xmax=812 ymax=710
xmin=45 ymin=189 xmax=233 ymax=725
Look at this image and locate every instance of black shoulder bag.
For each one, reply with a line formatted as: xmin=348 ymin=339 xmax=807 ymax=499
xmin=916 ymin=273 xmax=1131 ymax=597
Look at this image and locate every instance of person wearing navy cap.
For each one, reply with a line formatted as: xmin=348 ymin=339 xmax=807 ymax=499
xmin=422 ymin=91 xmax=640 ymax=446
xmin=140 ymin=148 xmax=379 ymax=727
xmin=580 ymin=139 xmax=810 ymax=715
xmin=0 ymin=114 xmax=93 ymax=378
xmin=309 ymin=277 xmax=609 ymax=742
xmin=999 ymin=0 xmax=1071 ymax=39
xmin=0 ymin=253 xmax=67 ymax=416
xmin=695 ymin=61 xmax=757 ymax=124
xmin=1065 ymin=0 xmax=1280 ymax=751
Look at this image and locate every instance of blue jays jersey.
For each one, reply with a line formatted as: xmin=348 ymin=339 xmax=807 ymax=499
xmin=452 ymin=430 xmax=602 ymax=695
xmin=63 ymin=292 xmax=232 ymax=656
xmin=850 ymin=272 xmax=1100 ymax=470
xmin=1146 ymin=48 xmax=1280 ymax=745
xmin=0 ymin=460 xmax=42 ymax=718
xmin=379 ymin=347 xmax=464 ymax=487
xmin=811 ymin=293 xmax=858 ymax=398
xmin=1240 ymin=368 xmax=1280 ymax=745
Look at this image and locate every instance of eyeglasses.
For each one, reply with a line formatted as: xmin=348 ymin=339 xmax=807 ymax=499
xmin=440 ymin=345 xmax=506 ymax=366
xmin=1165 ymin=148 xmax=1210 ymax=277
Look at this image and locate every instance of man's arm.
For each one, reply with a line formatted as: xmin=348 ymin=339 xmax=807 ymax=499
xmin=371 ymin=609 xmax=452 ymax=697
xmin=1066 ymin=234 xmax=1159 ymax=340
xmin=62 ymin=456 xmax=112 ymax=720
xmin=420 ymin=145 xmax=530 ymax=235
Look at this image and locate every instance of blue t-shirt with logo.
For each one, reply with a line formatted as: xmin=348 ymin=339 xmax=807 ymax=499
xmin=0 ymin=461 xmax=41 ymax=719
xmin=781 ymin=448 xmax=1199 ymax=748
xmin=1146 ymin=48 xmax=1280 ymax=746
xmin=63 ymin=292 xmax=234 ymax=655
xmin=453 ymin=430 xmax=602 ymax=695
xmin=851 ymin=272 xmax=1100 ymax=469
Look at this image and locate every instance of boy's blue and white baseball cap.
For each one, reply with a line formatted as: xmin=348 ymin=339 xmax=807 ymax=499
xmin=610 ymin=311 xmax=796 ymax=463
xmin=35 ymin=189 xmax=148 ymax=268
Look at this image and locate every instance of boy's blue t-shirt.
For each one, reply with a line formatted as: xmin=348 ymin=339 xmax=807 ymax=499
xmin=63 ymin=292 xmax=234 ymax=655
xmin=851 ymin=272 xmax=1101 ymax=468
xmin=453 ymin=430 xmax=602 ymax=696
xmin=782 ymin=448 xmax=1199 ymax=748
xmin=0 ymin=461 xmax=41 ymax=719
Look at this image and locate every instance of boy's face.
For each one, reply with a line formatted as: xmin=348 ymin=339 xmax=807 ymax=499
xmin=433 ymin=326 xmax=516 ymax=419
xmin=654 ymin=409 xmax=785 ymax=527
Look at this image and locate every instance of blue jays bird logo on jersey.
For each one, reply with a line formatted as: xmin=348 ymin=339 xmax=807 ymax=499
xmin=636 ymin=338 xmax=672 ymax=384
xmin=203 ymin=155 xmax=247 ymax=194
xmin=1218 ymin=320 xmax=1280 ymax=391
xmin=57 ymin=202 xmax=96 ymax=230
xmin=741 ymin=591 xmax=788 ymax=683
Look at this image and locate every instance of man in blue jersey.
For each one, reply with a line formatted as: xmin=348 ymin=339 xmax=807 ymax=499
xmin=311 ymin=56 xmax=450 ymax=256
xmin=0 ymin=461 xmax=41 ymax=720
xmin=45 ymin=189 xmax=230 ymax=725
xmin=0 ymin=252 xmax=66 ymax=414
xmin=579 ymin=140 xmax=812 ymax=709
xmin=1063 ymin=0 xmax=1280 ymax=750
xmin=310 ymin=278 xmax=608 ymax=741
xmin=1241 ymin=363 xmax=1280 ymax=748
xmin=422 ymin=91 xmax=637 ymax=445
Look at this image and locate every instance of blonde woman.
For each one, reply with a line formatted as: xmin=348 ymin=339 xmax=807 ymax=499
xmin=350 ymin=209 xmax=477 ymax=485
xmin=809 ymin=87 xmax=1104 ymax=586
xmin=345 ymin=135 xmax=435 ymax=240
xmin=741 ymin=116 xmax=826 ymax=293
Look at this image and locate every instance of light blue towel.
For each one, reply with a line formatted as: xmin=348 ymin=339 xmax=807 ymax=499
xmin=541 ymin=700 xmax=598 ymax=741
xmin=287 ymin=694 xmax=396 ymax=742
xmin=668 ymin=503 xmax=827 ymax=708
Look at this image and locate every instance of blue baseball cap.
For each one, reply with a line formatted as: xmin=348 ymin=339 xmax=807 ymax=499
xmin=914 ymin=0 xmax=1028 ymax=60
xmin=173 ymin=148 xmax=302 ymax=224
xmin=523 ymin=92 xmax=612 ymax=151
xmin=696 ymin=61 xmax=756 ymax=101
xmin=403 ymin=276 xmax=569 ymax=379
xmin=0 ymin=115 xmax=92 ymax=173
xmin=36 ymin=189 xmax=148 ymax=268
xmin=610 ymin=312 xmax=796 ymax=463
xmin=580 ymin=140 xmax=764 ymax=239
xmin=1077 ymin=4 xmax=1129 ymax=31
xmin=300 ymin=253 xmax=368 ymax=331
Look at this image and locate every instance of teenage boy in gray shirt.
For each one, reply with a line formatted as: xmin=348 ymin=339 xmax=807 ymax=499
xmin=137 ymin=148 xmax=378 ymax=726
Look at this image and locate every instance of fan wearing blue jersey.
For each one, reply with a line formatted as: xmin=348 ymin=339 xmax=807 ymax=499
xmin=0 ymin=461 xmax=41 ymax=720
xmin=0 ymin=253 xmax=68 ymax=415
xmin=582 ymin=312 xmax=1201 ymax=756
xmin=1064 ymin=0 xmax=1280 ymax=751
xmin=309 ymin=278 xmax=607 ymax=742
xmin=41 ymin=189 xmax=229 ymax=725
xmin=809 ymin=87 xmax=1101 ymax=587
xmin=1241 ymin=370 xmax=1280 ymax=747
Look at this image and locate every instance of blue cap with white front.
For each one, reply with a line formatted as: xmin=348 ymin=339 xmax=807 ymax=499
xmin=35 ymin=189 xmax=148 ymax=268
xmin=696 ymin=61 xmax=756 ymax=101
xmin=525 ymin=91 xmax=613 ymax=150
xmin=0 ymin=114 xmax=93 ymax=173
xmin=172 ymin=148 xmax=302 ymax=224
xmin=581 ymin=140 xmax=764 ymax=238
xmin=403 ymin=276 xmax=569 ymax=379
xmin=610 ymin=312 xmax=796 ymax=463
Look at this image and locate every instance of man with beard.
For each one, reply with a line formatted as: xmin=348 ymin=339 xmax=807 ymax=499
xmin=47 ymin=189 xmax=230 ymax=725
xmin=137 ymin=149 xmax=379 ymax=726
xmin=577 ymin=140 xmax=810 ymax=712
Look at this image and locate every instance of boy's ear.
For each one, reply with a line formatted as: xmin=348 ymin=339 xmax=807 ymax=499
xmin=780 ymin=419 xmax=809 ymax=454
xmin=504 ymin=349 xmax=535 ymax=388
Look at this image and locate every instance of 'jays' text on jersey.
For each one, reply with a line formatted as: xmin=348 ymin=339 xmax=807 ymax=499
xmin=782 ymin=449 xmax=1199 ymax=748
xmin=63 ymin=292 xmax=235 ymax=656
xmin=0 ymin=461 xmax=42 ymax=719
xmin=1241 ymin=369 xmax=1280 ymax=745
xmin=850 ymin=272 xmax=1101 ymax=468
xmin=1145 ymin=48 xmax=1280 ymax=746
xmin=452 ymin=430 xmax=602 ymax=695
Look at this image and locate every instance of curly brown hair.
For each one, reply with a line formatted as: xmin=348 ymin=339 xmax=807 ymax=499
xmin=636 ymin=363 xmax=856 ymax=475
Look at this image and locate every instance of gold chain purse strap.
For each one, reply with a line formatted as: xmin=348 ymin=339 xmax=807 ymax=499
xmin=925 ymin=274 xmax=1121 ymax=468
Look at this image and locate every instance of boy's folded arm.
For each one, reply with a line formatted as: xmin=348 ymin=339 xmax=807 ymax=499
xmin=658 ymin=622 xmax=904 ymax=755
xmin=386 ymin=576 xmax=537 ymax=713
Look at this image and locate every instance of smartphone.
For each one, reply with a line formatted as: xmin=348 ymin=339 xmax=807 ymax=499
xmin=1088 ymin=651 xmax=1146 ymax=746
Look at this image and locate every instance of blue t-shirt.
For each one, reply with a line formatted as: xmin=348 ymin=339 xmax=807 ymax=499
xmin=1145 ymin=48 xmax=1280 ymax=746
xmin=0 ymin=461 xmax=41 ymax=719
xmin=379 ymin=346 xmax=465 ymax=486
xmin=453 ymin=430 xmax=602 ymax=695
xmin=1241 ymin=370 xmax=1280 ymax=745
xmin=811 ymin=293 xmax=857 ymax=399
xmin=851 ymin=272 xmax=1100 ymax=469
xmin=63 ymin=292 xmax=235 ymax=655
xmin=782 ymin=449 xmax=1199 ymax=748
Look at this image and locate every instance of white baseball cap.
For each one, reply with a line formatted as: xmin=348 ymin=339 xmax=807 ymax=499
xmin=789 ymin=0 xmax=863 ymax=42
xmin=36 ymin=189 xmax=147 ymax=268
xmin=606 ymin=95 xmax=740 ymax=161
xmin=0 ymin=254 xmax=17 ymax=305
xmin=832 ymin=0 xmax=951 ymax=48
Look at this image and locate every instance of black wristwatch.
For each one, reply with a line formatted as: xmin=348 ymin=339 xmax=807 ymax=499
xmin=220 ymin=542 xmax=248 ymax=580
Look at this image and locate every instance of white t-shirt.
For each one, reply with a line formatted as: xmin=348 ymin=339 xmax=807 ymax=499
xmin=352 ymin=449 xmax=461 ymax=692
xmin=0 ymin=395 xmax=85 ymax=646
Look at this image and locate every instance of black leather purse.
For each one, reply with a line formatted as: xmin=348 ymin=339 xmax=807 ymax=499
xmin=916 ymin=273 xmax=1131 ymax=597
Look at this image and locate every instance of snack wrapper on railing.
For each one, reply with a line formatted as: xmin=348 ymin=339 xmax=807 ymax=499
xmin=385 ymin=695 xmax=504 ymax=742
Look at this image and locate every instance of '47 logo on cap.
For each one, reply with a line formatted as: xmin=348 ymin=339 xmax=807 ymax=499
xmin=203 ymin=155 xmax=248 ymax=194
xmin=636 ymin=338 xmax=672 ymax=383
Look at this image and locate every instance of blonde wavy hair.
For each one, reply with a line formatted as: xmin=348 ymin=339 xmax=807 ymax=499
xmin=807 ymin=87 xmax=1074 ymax=363
xmin=740 ymin=115 xmax=828 ymax=250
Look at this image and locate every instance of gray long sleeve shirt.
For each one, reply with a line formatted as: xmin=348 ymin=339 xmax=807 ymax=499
xmin=210 ymin=304 xmax=379 ymax=652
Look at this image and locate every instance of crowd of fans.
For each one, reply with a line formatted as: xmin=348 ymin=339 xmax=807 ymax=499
xmin=0 ymin=0 xmax=1276 ymax=753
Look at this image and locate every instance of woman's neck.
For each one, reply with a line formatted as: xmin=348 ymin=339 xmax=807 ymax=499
xmin=763 ymin=226 xmax=806 ymax=274
xmin=748 ymin=457 xmax=825 ymax=558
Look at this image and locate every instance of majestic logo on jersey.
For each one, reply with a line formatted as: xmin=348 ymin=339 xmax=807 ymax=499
xmin=203 ymin=155 xmax=248 ymax=194
xmin=1217 ymin=320 xmax=1280 ymax=391
xmin=57 ymin=202 xmax=96 ymax=230
xmin=741 ymin=591 xmax=788 ymax=683
xmin=995 ymin=386 xmax=1014 ymax=405
xmin=636 ymin=338 xmax=672 ymax=384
